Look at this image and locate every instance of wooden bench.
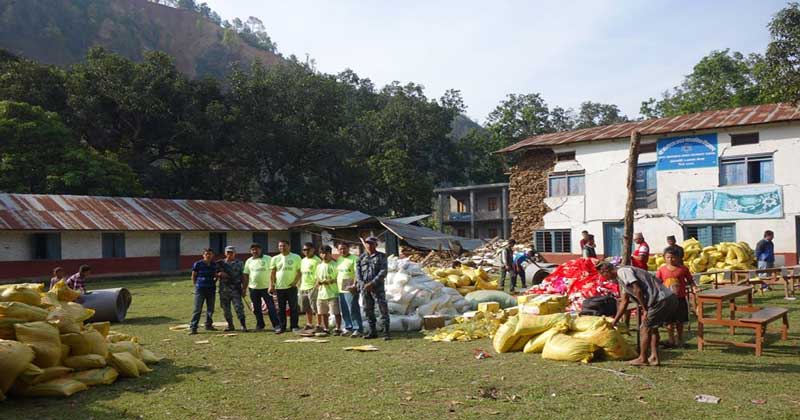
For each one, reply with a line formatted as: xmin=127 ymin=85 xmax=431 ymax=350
xmin=737 ymin=307 xmax=789 ymax=356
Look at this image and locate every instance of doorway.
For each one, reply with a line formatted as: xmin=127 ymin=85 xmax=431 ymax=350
xmin=160 ymin=233 xmax=181 ymax=271
xmin=603 ymin=222 xmax=624 ymax=258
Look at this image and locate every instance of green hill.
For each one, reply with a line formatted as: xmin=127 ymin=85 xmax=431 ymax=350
xmin=0 ymin=0 xmax=281 ymax=78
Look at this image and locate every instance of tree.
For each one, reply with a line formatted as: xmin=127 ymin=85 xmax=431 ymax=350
xmin=0 ymin=101 xmax=141 ymax=195
xmin=760 ymin=2 xmax=800 ymax=104
xmin=485 ymin=93 xmax=556 ymax=148
xmin=0 ymin=51 xmax=69 ymax=114
xmin=640 ymin=49 xmax=763 ymax=118
xmin=573 ymin=101 xmax=629 ymax=129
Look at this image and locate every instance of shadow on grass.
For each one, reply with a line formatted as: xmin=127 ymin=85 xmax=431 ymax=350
xmin=122 ymin=316 xmax=179 ymax=325
xmin=3 ymin=359 xmax=213 ymax=420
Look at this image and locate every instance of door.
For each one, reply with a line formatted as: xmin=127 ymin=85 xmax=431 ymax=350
xmin=290 ymin=232 xmax=302 ymax=254
xmin=603 ymin=222 xmax=624 ymax=258
xmin=160 ymin=233 xmax=181 ymax=271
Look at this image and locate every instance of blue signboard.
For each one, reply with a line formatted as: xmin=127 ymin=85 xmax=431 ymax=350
xmin=656 ymin=133 xmax=717 ymax=171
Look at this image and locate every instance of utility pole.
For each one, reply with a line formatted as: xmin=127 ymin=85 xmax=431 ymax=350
xmin=622 ymin=131 xmax=641 ymax=266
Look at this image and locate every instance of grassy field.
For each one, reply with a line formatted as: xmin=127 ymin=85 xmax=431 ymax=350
xmin=2 ymin=277 xmax=799 ymax=419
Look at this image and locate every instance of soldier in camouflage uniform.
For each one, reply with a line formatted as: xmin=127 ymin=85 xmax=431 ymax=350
xmin=217 ymin=246 xmax=248 ymax=332
xmin=356 ymin=237 xmax=390 ymax=340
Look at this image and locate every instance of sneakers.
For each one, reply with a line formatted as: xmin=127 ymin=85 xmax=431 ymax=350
xmin=254 ymin=326 xmax=265 ymax=332
xmin=364 ymin=331 xmax=378 ymax=339
xmin=333 ymin=329 xmax=342 ymax=336
xmin=241 ymin=326 xmax=249 ymax=333
xmin=205 ymin=325 xmax=218 ymax=331
xmin=303 ymin=324 xmax=314 ymax=331
xmin=223 ymin=324 xmax=236 ymax=332
xmin=383 ymin=335 xmax=391 ymax=341
xmin=785 ymin=296 xmax=797 ymax=300
xmin=291 ymin=327 xmax=301 ymax=333
xmin=350 ymin=331 xmax=361 ymax=338
xmin=274 ymin=328 xmax=284 ymax=334
xmin=188 ymin=329 xmax=198 ymax=335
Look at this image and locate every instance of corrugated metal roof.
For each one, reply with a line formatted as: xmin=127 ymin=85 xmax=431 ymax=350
xmin=388 ymin=214 xmax=430 ymax=225
xmin=0 ymin=193 xmax=362 ymax=232
xmin=289 ymin=211 xmax=376 ymax=230
xmin=497 ymin=103 xmax=800 ymax=153
xmin=379 ymin=219 xmax=484 ymax=251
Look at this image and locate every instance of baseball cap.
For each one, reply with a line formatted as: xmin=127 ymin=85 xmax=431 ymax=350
xmin=365 ymin=236 xmax=378 ymax=244
xmin=224 ymin=246 xmax=236 ymax=253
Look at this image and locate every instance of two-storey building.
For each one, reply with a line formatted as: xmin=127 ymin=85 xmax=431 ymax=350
xmin=498 ymin=103 xmax=800 ymax=265
xmin=434 ymin=183 xmax=511 ymax=239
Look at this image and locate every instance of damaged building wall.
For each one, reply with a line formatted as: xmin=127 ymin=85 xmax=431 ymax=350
xmin=508 ymin=149 xmax=555 ymax=243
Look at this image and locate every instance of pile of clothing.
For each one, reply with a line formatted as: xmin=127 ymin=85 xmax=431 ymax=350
xmin=524 ymin=258 xmax=619 ymax=312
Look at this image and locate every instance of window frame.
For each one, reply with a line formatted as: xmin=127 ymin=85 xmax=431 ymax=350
xmin=638 ymin=142 xmax=657 ymax=153
xmin=634 ymin=163 xmax=657 ymax=209
xmin=209 ymin=232 xmax=227 ymax=256
xmin=31 ymin=233 xmax=61 ymax=260
xmin=555 ymin=151 xmax=576 ymax=162
xmin=730 ymin=132 xmax=759 ymax=146
xmin=683 ymin=223 xmax=736 ymax=247
xmin=534 ymin=229 xmax=572 ymax=253
xmin=456 ymin=200 xmax=466 ymax=213
xmin=101 ymin=232 xmax=126 ymax=258
xmin=719 ymin=153 xmax=774 ymax=186
xmin=252 ymin=232 xmax=269 ymax=252
xmin=547 ymin=171 xmax=585 ymax=197
xmin=487 ymin=196 xmax=498 ymax=211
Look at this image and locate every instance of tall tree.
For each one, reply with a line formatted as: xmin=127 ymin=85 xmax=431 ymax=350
xmin=573 ymin=101 xmax=629 ymax=128
xmin=760 ymin=2 xmax=800 ymax=104
xmin=640 ymin=49 xmax=763 ymax=118
xmin=485 ymin=93 xmax=556 ymax=147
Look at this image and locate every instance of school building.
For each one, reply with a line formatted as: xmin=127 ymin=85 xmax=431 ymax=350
xmin=498 ymin=103 xmax=800 ymax=265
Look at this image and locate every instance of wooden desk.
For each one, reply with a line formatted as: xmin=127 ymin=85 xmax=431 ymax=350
xmin=696 ymin=286 xmax=759 ymax=351
xmin=732 ymin=266 xmax=798 ymax=298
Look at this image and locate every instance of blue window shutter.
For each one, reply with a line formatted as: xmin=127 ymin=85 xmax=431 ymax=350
xmin=760 ymin=160 xmax=774 ymax=183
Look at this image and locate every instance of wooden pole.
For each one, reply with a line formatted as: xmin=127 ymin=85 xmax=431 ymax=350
xmin=622 ymin=131 xmax=641 ymax=266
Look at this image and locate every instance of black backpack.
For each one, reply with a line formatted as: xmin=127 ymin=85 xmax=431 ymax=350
xmin=580 ymin=295 xmax=617 ymax=316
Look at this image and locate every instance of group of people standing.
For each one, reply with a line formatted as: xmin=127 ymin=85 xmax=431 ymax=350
xmin=188 ymin=237 xmax=392 ymax=340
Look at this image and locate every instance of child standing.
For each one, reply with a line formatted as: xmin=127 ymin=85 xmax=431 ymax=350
xmin=49 ymin=267 xmax=65 ymax=289
xmin=315 ymin=245 xmax=342 ymax=336
xmin=656 ymin=246 xmax=693 ymax=347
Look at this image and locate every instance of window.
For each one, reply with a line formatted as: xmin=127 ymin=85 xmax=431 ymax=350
xmin=719 ymin=155 xmax=773 ymax=186
xmin=487 ymin=197 xmax=498 ymax=211
xmin=252 ymin=232 xmax=269 ymax=251
xmin=635 ymin=164 xmax=657 ymax=209
xmin=456 ymin=200 xmax=466 ymax=213
xmin=731 ymin=132 xmax=759 ymax=146
xmin=556 ymin=151 xmax=576 ymax=162
xmin=534 ymin=230 xmax=571 ymax=253
xmin=684 ymin=224 xmax=736 ymax=247
xmin=209 ymin=232 xmax=227 ymax=255
xmin=456 ymin=228 xmax=466 ymax=237
xmin=487 ymin=228 xmax=498 ymax=238
xmin=638 ymin=143 xmax=657 ymax=153
xmin=548 ymin=172 xmax=585 ymax=197
xmin=102 ymin=233 xmax=126 ymax=258
xmin=31 ymin=233 xmax=61 ymax=260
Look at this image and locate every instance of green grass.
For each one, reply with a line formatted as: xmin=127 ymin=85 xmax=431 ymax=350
xmin=2 ymin=277 xmax=799 ymax=419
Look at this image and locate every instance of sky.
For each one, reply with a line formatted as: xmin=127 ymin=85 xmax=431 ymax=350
xmin=203 ymin=0 xmax=786 ymax=123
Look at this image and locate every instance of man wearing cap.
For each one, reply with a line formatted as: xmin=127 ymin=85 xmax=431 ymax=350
xmin=217 ymin=246 xmax=248 ymax=332
xmin=357 ymin=236 xmax=390 ymax=340
xmin=632 ymin=233 xmax=650 ymax=270
xmin=666 ymin=235 xmax=684 ymax=264
xmin=243 ymin=243 xmax=280 ymax=332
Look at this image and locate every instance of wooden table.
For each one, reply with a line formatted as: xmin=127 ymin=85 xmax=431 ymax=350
xmin=696 ymin=286 xmax=759 ymax=351
xmin=732 ymin=266 xmax=798 ymax=298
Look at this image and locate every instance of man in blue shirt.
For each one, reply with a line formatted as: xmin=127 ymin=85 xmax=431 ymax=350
xmin=189 ymin=248 xmax=218 ymax=335
xmin=510 ymin=250 xmax=535 ymax=293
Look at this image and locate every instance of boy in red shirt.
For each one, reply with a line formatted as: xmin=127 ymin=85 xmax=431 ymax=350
xmin=656 ymin=246 xmax=693 ymax=347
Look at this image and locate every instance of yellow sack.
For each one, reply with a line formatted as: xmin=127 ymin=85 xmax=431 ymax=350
xmin=108 ymin=341 xmax=142 ymax=359
xmin=0 ymin=339 xmax=35 ymax=393
xmin=523 ymin=324 xmax=567 ymax=354
xmin=50 ymin=280 xmax=81 ymax=303
xmin=569 ymin=316 xmax=612 ymax=332
xmin=64 ymin=354 xmax=107 ymax=370
xmin=541 ymin=333 xmax=597 ymax=363
xmin=582 ymin=329 xmax=637 ymax=360
xmin=16 ymin=365 xmax=72 ymax=386
xmin=140 ymin=349 xmax=163 ymax=364
xmin=514 ymin=312 xmax=569 ymax=336
xmin=38 ymin=291 xmax=61 ymax=308
xmin=70 ymin=367 xmax=119 ymax=386
xmin=83 ymin=329 xmax=108 ymax=358
xmin=520 ymin=295 xmax=568 ymax=315
xmin=61 ymin=302 xmax=95 ymax=323
xmin=14 ymin=321 xmax=62 ymax=368
xmin=15 ymin=378 xmax=87 ymax=397
xmin=0 ymin=317 xmax=24 ymax=339
xmin=108 ymin=352 xmax=141 ymax=378
xmin=89 ymin=321 xmax=111 ymax=337
xmin=61 ymin=333 xmax=91 ymax=355
xmin=0 ymin=301 xmax=49 ymax=321
xmin=492 ymin=315 xmax=521 ymax=353
xmin=60 ymin=343 xmax=70 ymax=362
xmin=106 ymin=332 xmax=139 ymax=343
xmin=0 ymin=285 xmax=42 ymax=306
xmin=46 ymin=307 xmax=82 ymax=334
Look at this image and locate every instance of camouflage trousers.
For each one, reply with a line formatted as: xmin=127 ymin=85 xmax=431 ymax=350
xmin=363 ymin=286 xmax=390 ymax=334
xmin=219 ymin=285 xmax=246 ymax=327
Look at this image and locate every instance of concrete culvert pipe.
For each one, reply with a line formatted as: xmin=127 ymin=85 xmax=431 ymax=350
xmin=79 ymin=288 xmax=133 ymax=323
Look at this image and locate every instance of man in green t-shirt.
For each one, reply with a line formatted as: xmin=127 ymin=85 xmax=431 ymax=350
xmin=299 ymin=242 xmax=321 ymax=331
xmin=243 ymin=243 xmax=279 ymax=332
xmin=270 ymin=239 xmax=302 ymax=333
xmin=315 ymin=245 xmax=342 ymax=335
xmin=336 ymin=242 xmax=363 ymax=337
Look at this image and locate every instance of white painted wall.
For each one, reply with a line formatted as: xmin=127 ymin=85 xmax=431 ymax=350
xmin=538 ymin=122 xmax=800 ymax=257
xmin=0 ymin=231 xmax=31 ymax=261
xmin=181 ymin=232 xmax=208 ymax=256
xmin=125 ymin=232 xmax=160 ymax=257
xmin=227 ymin=232 xmax=253 ymax=253
xmin=269 ymin=231 xmax=290 ymax=253
xmin=61 ymin=231 xmax=101 ymax=259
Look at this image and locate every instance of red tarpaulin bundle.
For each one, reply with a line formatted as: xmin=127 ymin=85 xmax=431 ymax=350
xmin=526 ymin=258 xmax=619 ymax=312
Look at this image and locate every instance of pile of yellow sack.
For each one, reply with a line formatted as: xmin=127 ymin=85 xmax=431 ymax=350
xmin=0 ymin=281 xmax=161 ymax=400
xmin=424 ymin=305 xmax=512 ymax=342
xmin=647 ymin=238 xmax=756 ymax=281
xmin=491 ymin=310 xmax=637 ymax=363
xmin=426 ymin=266 xmax=498 ymax=295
